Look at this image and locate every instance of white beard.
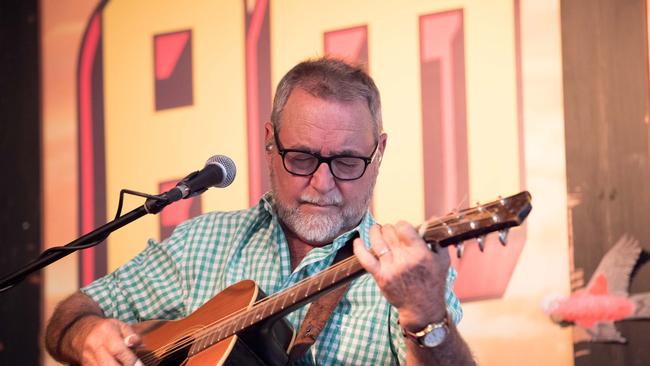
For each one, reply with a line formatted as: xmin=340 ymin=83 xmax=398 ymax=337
xmin=270 ymin=168 xmax=374 ymax=244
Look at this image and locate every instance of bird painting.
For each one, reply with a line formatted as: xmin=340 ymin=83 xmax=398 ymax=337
xmin=543 ymin=235 xmax=650 ymax=343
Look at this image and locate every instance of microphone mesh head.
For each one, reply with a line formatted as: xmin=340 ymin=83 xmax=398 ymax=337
xmin=206 ymin=155 xmax=237 ymax=188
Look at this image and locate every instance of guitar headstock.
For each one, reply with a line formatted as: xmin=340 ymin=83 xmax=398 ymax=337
xmin=419 ymin=191 xmax=532 ymax=257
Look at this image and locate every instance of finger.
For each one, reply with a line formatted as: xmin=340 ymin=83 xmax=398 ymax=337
xmin=105 ymin=334 xmax=138 ymax=366
xmin=120 ymin=323 xmax=141 ymax=347
xmin=379 ymin=224 xmax=401 ymax=251
xmin=108 ymin=322 xmax=140 ymax=365
xmin=114 ymin=346 xmax=139 ymax=366
xmin=94 ymin=347 xmax=122 ymax=366
xmin=368 ymin=225 xmax=390 ymax=254
xmin=353 ymin=237 xmax=380 ymax=275
xmin=106 ymin=338 xmax=138 ymax=366
xmin=394 ymin=221 xmax=425 ymax=247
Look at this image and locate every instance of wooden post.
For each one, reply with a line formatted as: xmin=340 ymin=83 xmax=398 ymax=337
xmin=561 ymin=0 xmax=650 ymax=364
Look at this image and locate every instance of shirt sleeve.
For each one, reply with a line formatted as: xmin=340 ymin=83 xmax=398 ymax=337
xmin=445 ymin=266 xmax=463 ymax=325
xmin=81 ymin=220 xmax=193 ymax=323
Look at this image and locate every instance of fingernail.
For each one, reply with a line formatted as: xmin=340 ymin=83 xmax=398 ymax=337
xmin=134 ymin=360 xmax=145 ymax=366
xmin=124 ymin=334 xmax=137 ymax=347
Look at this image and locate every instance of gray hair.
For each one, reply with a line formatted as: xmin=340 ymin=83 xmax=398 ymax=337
xmin=270 ymin=58 xmax=382 ymax=135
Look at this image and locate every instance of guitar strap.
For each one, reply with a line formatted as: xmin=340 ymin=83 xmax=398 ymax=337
xmin=287 ymin=235 xmax=356 ymax=363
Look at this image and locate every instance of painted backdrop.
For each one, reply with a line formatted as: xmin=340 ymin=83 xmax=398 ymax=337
xmin=41 ymin=1 xmax=570 ymax=365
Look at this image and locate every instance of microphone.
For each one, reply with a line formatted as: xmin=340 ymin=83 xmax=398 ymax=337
xmin=164 ymin=155 xmax=237 ymax=203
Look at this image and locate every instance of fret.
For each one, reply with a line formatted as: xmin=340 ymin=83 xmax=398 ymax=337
xmin=211 ymin=327 xmax=221 ymax=345
xmin=317 ymin=271 xmax=327 ymax=291
xmin=247 ymin=307 xmax=256 ymax=322
xmin=266 ymin=296 xmax=278 ymax=316
xmin=257 ymin=304 xmax=266 ymax=319
xmin=246 ymin=310 xmax=255 ymax=326
xmin=345 ymin=261 xmax=353 ymax=276
xmin=218 ymin=320 xmax=230 ymax=338
xmin=293 ymin=283 xmax=305 ymax=300
xmin=195 ymin=335 xmax=205 ymax=354
xmin=227 ymin=313 xmax=239 ymax=339
xmin=279 ymin=292 xmax=288 ymax=310
xmin=304 ymin=279 xmax=314 ymax=297
xmin=191 ymin=337 xmax=200 ymax=355
xmin=261 ymin=301 xmax=271 ymax=317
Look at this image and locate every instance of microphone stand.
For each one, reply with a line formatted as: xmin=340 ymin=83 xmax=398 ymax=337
xmin=0 ymin=194 xmax=171 ymax=292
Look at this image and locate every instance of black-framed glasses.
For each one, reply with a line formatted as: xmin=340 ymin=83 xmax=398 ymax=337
xmin=273 ymin=129 xmax=379 ymax=181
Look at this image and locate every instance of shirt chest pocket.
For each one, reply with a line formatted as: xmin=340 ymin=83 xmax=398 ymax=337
xmin=314 ymin=309 xmax=389 ymax=365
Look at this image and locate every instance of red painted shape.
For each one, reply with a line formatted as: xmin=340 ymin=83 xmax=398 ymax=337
xmin=322 ymin=25 xmax=372 ymax=210
xmin=324 ymin=26 xmax=368 ymax=66
xmin=449 ymin=231 xmax=526 ymax=301
xmin=155 ymin=31 xmax=190 ymax=80
xmin=420 ymin=10 xmax=528 ymax=301
xmin=79 ymin=13 xmax=102 ymax=286
xmin=245 ymin=0 xmax=269 ymax=205
xmin=158 ymin=180 xmax=202 ymax=240
xmin=420 ymin=11 xmax=465 ymax=213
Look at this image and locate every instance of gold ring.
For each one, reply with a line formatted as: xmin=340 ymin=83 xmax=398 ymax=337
xmin=375 ymin=248 xmax=390 ymax=258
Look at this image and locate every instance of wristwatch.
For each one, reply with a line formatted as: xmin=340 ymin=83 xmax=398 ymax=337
xmin=400 ymin=312 xmax=450 ymax=348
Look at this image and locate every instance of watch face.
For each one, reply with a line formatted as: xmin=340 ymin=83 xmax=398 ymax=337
xmin=422 ymin=326 xmax=447 ymax=347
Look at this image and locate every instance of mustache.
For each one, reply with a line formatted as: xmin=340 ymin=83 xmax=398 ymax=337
xmin=299 ymin=192 xmax=343 ymax=206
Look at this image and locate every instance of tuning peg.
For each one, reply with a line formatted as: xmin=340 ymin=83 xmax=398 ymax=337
xmin=456 ymin=243 xmax=465 ymax=258
xmin=477 ymin=235 xmax=486 ymax=252
xmin=498 ymin=228 xmax=509 ymax=246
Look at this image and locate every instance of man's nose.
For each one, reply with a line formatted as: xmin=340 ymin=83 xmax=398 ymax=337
xmin=309 ymin=162 xmax=336 ymax=193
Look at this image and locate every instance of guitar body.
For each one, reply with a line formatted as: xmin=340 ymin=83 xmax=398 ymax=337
xmin=134 ymin=280 xmax=295 ymax=366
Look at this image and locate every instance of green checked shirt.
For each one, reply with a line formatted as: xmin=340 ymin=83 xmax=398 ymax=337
xmin=82 ymin=193 xmax=462 ymax=365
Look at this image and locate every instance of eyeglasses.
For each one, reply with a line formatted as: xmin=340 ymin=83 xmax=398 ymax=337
xmin=273 ymin=129 xmax=379 ymax=181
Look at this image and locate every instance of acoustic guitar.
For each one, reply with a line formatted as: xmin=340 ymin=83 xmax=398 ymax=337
xmin=131 ymin=191 xmax=532 ymax=365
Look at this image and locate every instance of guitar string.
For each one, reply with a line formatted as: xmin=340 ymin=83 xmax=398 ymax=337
xmin=139 ymin=205 xmax=505 ymax=363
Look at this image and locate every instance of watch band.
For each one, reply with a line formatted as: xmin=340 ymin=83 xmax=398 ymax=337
xmin=400 ymin=311 xmax=450 ymax=348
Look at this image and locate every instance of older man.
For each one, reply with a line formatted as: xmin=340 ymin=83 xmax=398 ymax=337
xmin=46 ymin=58 xmax=474 ymax=365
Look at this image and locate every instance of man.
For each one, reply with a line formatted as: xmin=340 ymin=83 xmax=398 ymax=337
xmin=45 ymin=58 xmax=475 ymax=365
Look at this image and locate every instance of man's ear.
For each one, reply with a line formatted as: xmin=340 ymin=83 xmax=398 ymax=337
xmin=264 ymin=122 xmax=274 ymax=153
xmin=377 ymin=132 xmax=388 ymax=164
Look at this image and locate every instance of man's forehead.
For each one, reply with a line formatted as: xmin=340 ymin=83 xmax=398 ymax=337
xmin=278 ymin=125 xmax=375 ymax=155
